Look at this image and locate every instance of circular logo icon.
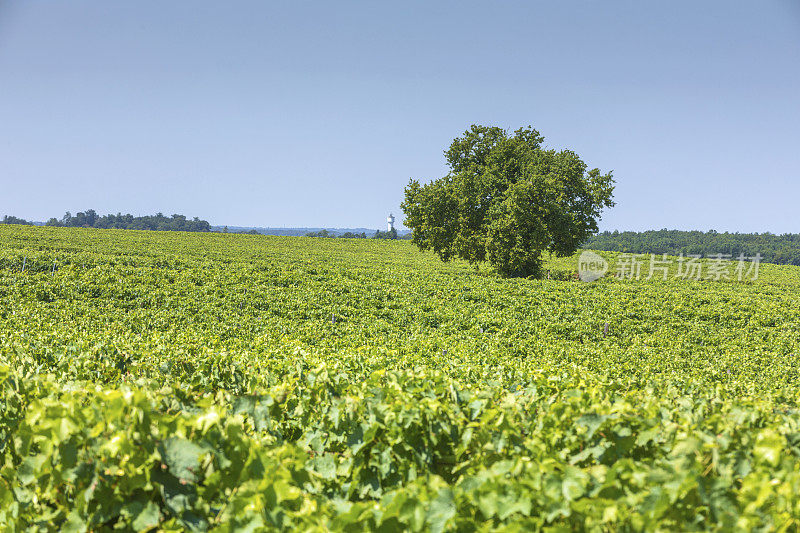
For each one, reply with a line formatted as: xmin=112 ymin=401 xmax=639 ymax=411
xmin=578 ymin=251 xmax=608 ymax=282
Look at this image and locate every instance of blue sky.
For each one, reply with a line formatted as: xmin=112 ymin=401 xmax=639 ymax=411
xmin=1 ymin=1 xmax=798 ymax=231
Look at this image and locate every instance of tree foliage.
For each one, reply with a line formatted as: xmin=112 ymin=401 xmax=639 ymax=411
xmin=402 ymin=125 xmax=615 ymax=277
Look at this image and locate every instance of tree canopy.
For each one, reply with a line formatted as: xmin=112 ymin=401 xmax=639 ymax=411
xmin=401 ymin=125 xmax=615 ymax=278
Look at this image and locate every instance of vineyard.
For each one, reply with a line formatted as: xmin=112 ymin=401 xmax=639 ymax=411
xmin=2 ymin=225 xmax=800 ymax=531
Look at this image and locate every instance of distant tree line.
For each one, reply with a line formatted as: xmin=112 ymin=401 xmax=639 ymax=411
xmin=341 ymin=232 xmax=368 ymax=239
xmin=1 ymin=215 xmax=33 ymax=225
xmin=304 ymin=229 xmax=360 ymax=238
xmin=219 ymin=227 xmax=260 ymax=235
xmin=39 ymin=210 xmax=212 ymax=232
xmin=373 ymin=228 xmax=398 ymax=240
xmin=304 ymin=230 xmax=374 ymax=239
xmin=304 ymin=228 xmax=413 ymax=240
xmin=584 ymin=229 xmax=800 ymax=266
xmin=3 ymin=210 xmax=416 ymax=239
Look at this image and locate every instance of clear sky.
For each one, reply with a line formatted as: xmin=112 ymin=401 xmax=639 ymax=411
xmin=1 ymin=1 xmax=798 ymax=231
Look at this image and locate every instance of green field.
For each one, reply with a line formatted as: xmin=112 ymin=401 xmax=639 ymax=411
xmin=2 ymin=225 xmax=800 ymax=531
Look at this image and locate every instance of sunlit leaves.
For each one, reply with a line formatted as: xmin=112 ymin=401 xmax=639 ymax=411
xmin=2 ymin=225 xmax=800 ymax=529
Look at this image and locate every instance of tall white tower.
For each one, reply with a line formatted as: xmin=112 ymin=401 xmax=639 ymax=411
xmin=387 ymin=213 xmax=395 ymax=232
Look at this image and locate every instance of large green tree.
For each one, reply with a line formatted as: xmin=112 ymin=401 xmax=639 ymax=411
xmin=401 ymin=125 xmax=615 ymax=278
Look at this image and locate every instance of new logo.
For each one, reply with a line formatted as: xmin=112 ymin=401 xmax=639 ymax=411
xmin=578 ymin=251 xmax=608 ymax=282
